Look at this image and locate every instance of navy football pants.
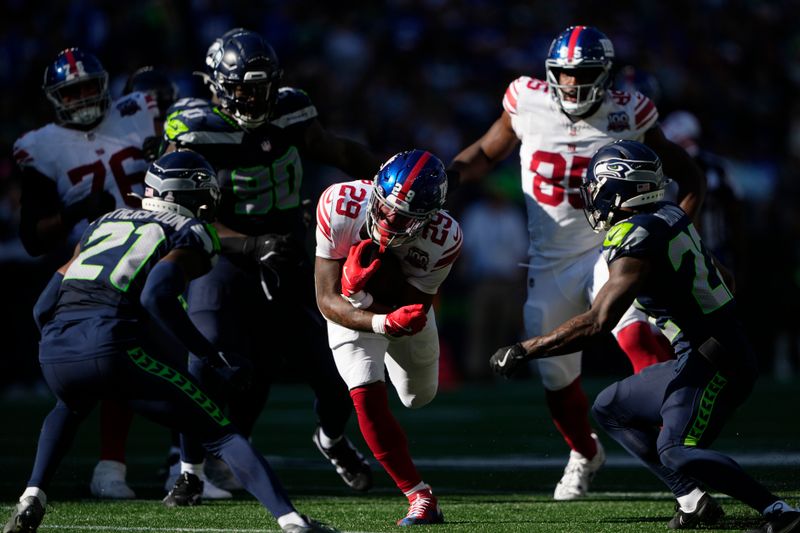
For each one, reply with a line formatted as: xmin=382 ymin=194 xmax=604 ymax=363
xmin=592 ymin=353 xmax=779 ymax=512
xmin=31 ymin=320 xmax=295 ymax=518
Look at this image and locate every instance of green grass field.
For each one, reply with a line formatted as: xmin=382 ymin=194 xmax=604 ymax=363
xmin=1 ymin=377 xmax=798 ymax=532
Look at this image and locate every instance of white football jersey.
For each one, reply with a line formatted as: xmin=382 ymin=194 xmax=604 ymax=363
xmin=13 ymin=92 xmax=157 ymax=208
xmin=502 ymin=76 xmax=658 ymax=266
xmin=316 ymin=179 xmax=462 ymax=296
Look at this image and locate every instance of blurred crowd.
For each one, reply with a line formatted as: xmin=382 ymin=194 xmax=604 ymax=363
xmin=1 ymin=0 xmax=799 ymax=392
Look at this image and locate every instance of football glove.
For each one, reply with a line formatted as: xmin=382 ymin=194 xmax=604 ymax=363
xmin=490 ymin=343 xmax=528 ymax=378
xmin=341 ymin=239 xmax=381 ymax=297
xmin=141 ymin=135 xmax=164 ymax=162
xmin=373 ymin=304 xmax=427 ymax=337
xmin=62 ymin=190 xmax=116 ymax=227
xmin=241 ymin=233 xmax=305 ymax=270
xmin=207 ymin=351 xmax=253 ymax=394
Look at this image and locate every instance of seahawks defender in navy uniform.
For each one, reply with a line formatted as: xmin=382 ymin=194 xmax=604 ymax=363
xmin=489 ymin=141 xmax=800 ymax=532
xmin=3 ymin=151 xmax=338 ymax=533
xmin=161 ymin=29 xmax=380 ymax=501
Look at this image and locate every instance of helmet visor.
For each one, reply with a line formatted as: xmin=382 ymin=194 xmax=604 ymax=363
xmin=46 ymin=75 xmax=109 ymax=125
xmin=220 ymin=81 xmax=272 ymax=127
xmin=368 ymin=194 xmax=431 ymax=248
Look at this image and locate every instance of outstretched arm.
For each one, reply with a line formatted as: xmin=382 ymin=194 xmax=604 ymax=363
xmin=491 ymin=255 xmax=651 ymax=376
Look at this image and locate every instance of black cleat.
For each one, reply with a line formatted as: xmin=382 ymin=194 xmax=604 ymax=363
xmin=3 ymin=496 xmax=45 ymax=533
xmin=668 ymin=493 xmax=724 ymax=529
xmin=163 ymin=472 xmax=203 ymax=507
xmin=281 ymin=515 xmax=340 ymax=533
xmin=748 ymin=510 xmax=800 ymax=533
xmin=312 ymin=426 xmax=373 ymax=492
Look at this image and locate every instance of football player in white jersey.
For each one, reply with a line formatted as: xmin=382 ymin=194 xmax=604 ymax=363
xmin=315 ymin=150 xmax=461 ymax=526
xmin=12 ymin=47 xmax=159 ymax=500
xmin=448 ymin=26 xmax=706 ymax=501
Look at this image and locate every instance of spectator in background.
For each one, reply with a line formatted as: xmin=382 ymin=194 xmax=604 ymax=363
xmin=661 ymin=110 xmax=746 ymax=277
xmin=458 ymin=176 xmax=527 ymax=381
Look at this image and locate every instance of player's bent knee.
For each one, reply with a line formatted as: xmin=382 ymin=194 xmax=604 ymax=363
xmin=591 ymin=382 xmax=620 ymax=429
xmin=537 ymin=353 xmax=582 ymax=390
xmin=399 ymin=384 xmax=437 ymax=409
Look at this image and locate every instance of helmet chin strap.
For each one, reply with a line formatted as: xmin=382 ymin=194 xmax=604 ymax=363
xmin=141 ymin=198 xmax=195 ymax=218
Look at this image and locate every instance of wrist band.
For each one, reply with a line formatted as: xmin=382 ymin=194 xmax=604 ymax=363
xmin=371 ymin=314 xmax=386 ymax=335
xmin=341 ymin=290 xmax=374 ymax=309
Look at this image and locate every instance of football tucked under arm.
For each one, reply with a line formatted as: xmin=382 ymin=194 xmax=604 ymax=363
xmin=361 ymin=247 xmax=412 ymax=310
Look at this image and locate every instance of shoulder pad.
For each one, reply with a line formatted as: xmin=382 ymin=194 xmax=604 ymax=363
xmin=271 ymin=87 xmax=318 ymax=129
xmin=603 ymin=219 xmax=651 ymax=263
xmin=166 ymin=97 xmax=211 ymax=116
xmin=431 ymin=212 xmax=463 ymax=271
xmin=503 ymin=76 xmax=549 ymax=115
xmin=164 ymin=106 xmax=238 ymax=143
xmin=113 ymin=92 xmax=155 ymax=118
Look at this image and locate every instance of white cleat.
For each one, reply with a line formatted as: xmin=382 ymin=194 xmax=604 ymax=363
xmin=89 ymin=460 xmax=136 ymax=500
xmin=163 ymin=461 xmax=233 ymax=500
xmin=553 ymin=433 xmax=606 ymax=501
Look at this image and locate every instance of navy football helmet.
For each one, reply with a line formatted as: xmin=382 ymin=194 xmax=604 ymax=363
xmin=581 ymin=140 xmax=669 ymax=232
xmin=545 ymin=26 xmax=615 ymax=116
xmin=142 ymin=150 xmax=221 ymax=222
xmin=205 ymin=27 xmax=247 ymax=73
xmin=43 ymin=47 xmax=110 ymax=126
xmin=208 ymin=30 xmax=283 ymax=129
xmin=366 ymin=149 xmax=448 ymax=249
xmin=123 ymin=66 xmax=178 ymax=118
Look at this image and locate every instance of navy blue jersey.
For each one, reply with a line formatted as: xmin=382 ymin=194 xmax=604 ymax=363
xmin=56 ymin=208 xmax=219 ymax=321
xmin=163 ymin=87 xmax=317 ymax=236
xmin=602 ymin=202 xmax=739 ymax=357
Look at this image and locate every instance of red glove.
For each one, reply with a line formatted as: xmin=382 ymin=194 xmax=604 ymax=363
xmin=341 ymin=239 xmax=381 ymax=297
xmin=373 ymin=304 xmax=427 ymax=337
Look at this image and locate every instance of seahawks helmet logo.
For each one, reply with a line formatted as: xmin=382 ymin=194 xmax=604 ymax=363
xmin=592 ymin=158 xmax=661 ymax=182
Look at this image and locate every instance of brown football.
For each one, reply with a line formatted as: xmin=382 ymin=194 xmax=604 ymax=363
xmin=364 ymin=248 xmax=407 ymax=308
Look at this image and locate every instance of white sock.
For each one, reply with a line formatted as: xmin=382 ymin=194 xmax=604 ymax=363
xmin=181 ymin=461 xmax=205 ymax=479
xmin=403 ymin=482 xmax=429 ymax=497
xmin=277 ymin=512 xmax=307 ymax=528
xmin=317 ymin=428 xmax=343 ymax=449
xmin=21 ymin=487 xmax=46 ymax=507
xmin=96 ymin=459 xmax=127 ymax=475
xmin=763 ymin=500 xmax=795 ymax=516
xmin=676 ymin=488 xmax=705 ymax=513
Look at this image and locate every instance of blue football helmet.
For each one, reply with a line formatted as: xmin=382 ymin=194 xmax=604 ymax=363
xmin=142 ymin=150 xmax=221 ymax=222
xmin=208 ymin=30 xmax=283 ymax=129
xmin=581 ymin=140 xmax=669 ymax=232
xmin=43 ymin=47 xmax=110 ymax=126
xmin=545 ymin=26 xmax=615 ymax=116
xmin=367 ymin=149 xmax=448 ymax=249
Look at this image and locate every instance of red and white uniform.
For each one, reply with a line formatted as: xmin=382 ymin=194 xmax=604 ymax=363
xmin=316 ymin=179 xmax=462 ymax=407
xmin=13 ymin=92 xmax=158 ymax=243
xmin=503 ymin=77 xmax=658 ymax=388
